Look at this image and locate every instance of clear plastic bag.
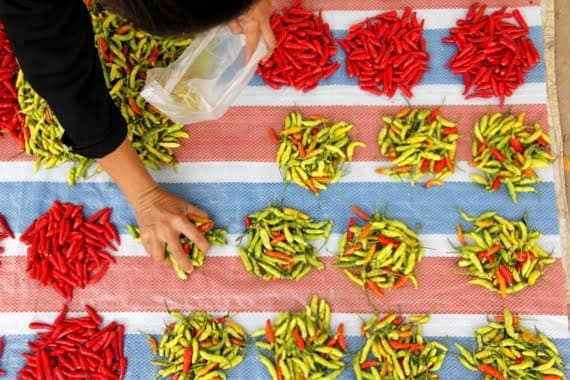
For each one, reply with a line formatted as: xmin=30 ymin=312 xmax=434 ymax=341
xmin=141 ymin=25 xmax=266 ymax=124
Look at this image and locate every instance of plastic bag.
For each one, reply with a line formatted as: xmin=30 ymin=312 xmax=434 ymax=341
xmin=141 ymin=25 xmax=266 ymax=124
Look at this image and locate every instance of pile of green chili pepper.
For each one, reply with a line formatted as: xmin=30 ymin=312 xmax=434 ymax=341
xmin=456 ymin=308 xmax=567 ymax=380
xmin=147 ymin=310 xmax=247 ymax=380
xmin=237 ymin=205 xmax=332 ymax=281
xmin=376 ymin=107 xmax=460 ymax=187
xmin=273 ymin=110 xmax=365 ymax=194
xmin=335 ymin=205 xmax=423 ymax=297
xmin=253 ymin=295 xmax=347 ymax=380
xmin=17 ymin=2 xmax=192 ymax=185
xmin=454 ymin=209 xmax=555 ymax=297
xmin=470 ymin=112 xmax=555 ymax=202
xmin=127 ymin=214 xmax=227 ymax=280
xmin=355 ymin=312 xmax=447 ymax=380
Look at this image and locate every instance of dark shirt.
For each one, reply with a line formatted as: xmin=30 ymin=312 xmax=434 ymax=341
xmin=0 ymin=0 xmax=127 ymax=158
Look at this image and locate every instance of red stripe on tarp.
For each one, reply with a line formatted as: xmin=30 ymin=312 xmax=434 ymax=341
xmin=177 ymin=104 xmax=549 ymax=162
xmin=0 ymin=256 xmax=565 ymax=315
xmin=0 ymin=105 xmax=548 ymax=162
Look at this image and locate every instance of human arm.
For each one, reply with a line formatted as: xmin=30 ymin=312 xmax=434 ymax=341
xmin=0 ymin=0 xmax=208 ymax=272
xmin=97 ymin=137 xmax=210 ymax=273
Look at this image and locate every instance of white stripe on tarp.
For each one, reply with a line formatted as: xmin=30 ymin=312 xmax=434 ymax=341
xmin=322 ymin=7 xmax=542 ymax=31
xmin=0 ymin=311 xmax=567 ymax=338
xmin=235 ymin=83 xmax=548 ymax=107
xmin=3 ymin=233 xmax=562 ymax=258
xmin=0 ymin=161 xmax=556 ymax=183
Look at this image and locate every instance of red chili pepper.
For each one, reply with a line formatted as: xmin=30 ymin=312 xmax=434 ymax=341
xmin=489 ymin=146 xmax=506 ymax=162
xmin=509 ymin=137 xmax=524 ymax=153
xmin=478 ymin=364 xmax=505 ymax=380
xmin=350 ymin=205 xmax=370 ymax=221
xmin=292 ymin=327 xmax=305 ymax=351
xmin=0 ymin=214 xmax=13 ymax=239
xmin=182 ymin=347 xmax=192 ymax=375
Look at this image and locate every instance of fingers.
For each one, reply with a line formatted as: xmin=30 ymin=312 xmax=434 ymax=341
xmin=179 ymin=217 xmax=211 ymax=255
xmin=228 ymin=20 xmax=243 ymax=34
xmin=166 ymin=233 xmax=194 ymax=274
xmin=229 ymin=0 xmax=276 ymax=63
xmin=259 ymin=17 xmax=276 ymax=60
xmin=242 ymin=20 xmax=262 ymax=63
xmin=142 ymin=232 xmax=168 ymax=264
xmin=186 ymin=203 xmax=209 ymax=219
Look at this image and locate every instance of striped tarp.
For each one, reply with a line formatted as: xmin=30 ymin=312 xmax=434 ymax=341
xmin=0 ymin=0 xmax=568 ymax=379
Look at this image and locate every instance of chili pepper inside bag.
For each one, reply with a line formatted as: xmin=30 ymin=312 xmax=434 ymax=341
xmin=337 ymin=7 xmax=429 ymax=98
xmin=257 ymin=0 xmax=340 ymax=92
xmin=443 ymin=4 xmax=540 ymax=105
xmin=18 ymin=304 xmax=127 ymax=380
xmin=20 ymin=201 xmax=120 ymax=301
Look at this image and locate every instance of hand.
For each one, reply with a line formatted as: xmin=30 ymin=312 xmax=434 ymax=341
xmin=228 ymin=0 xmax=276 ymax=62
xmin=133 ymin=185 xmax=210 ymax=274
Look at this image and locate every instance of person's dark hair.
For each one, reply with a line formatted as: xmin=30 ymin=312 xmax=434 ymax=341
xmin=102 ymin=0 xmax=257 ymax=37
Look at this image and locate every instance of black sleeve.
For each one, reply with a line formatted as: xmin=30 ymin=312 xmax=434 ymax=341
xmin=0 ymin=0 xmax=127 ymax=158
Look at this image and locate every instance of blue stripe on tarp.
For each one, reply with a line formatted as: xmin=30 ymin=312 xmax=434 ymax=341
xmin=1 ymin=335 xmax=569 ymax=379
xmin=0 ymin=181 xmax=559 ymax=236
xmin=249 ymin=27 xmax=545 ymax=87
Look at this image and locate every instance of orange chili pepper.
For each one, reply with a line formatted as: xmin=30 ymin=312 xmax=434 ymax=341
xmin=477 ymin=363 xmax=505 ymax=380
xmin=456 ymin=223 xmax=467 ymax=245
xmin=366 ymin=280 xmax=384 ymax=298
xmin=265 ymin=319 xmax=275 ymax=343
xmin=350 ymin=205 xmax=370 ymax=221
xmin=265 ymin=250 xmax=292 ymax=261
xmin=336 ymin=323 xmax=347 ymax=351
xmin=292 ymin=327 xmax=305 ymax=351
xmin=268 ymin=127 xmax=280 ymax=143
xmin=127 ymin=97 xmax=143 ymax=116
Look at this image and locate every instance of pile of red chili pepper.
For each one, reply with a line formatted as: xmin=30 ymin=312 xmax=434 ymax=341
xmin=337 ymin=7 xmax=429 ymax=97
xmin=0 ymin=22 xmax=25 ymax=146
xmin=443 ymin=3 xmax=540 ymax=106
xmin=0 ymin=336 xmax=5 ymax=376
xmin=0 ymin=213 xmax=14 ymax=259
xmin=256 ymin=0 xmax=340 ymax=92
xmin=18 ymin=304 xmax=127 ymax=380
xmin=20 ymin=201 xmax=120 ymax=300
